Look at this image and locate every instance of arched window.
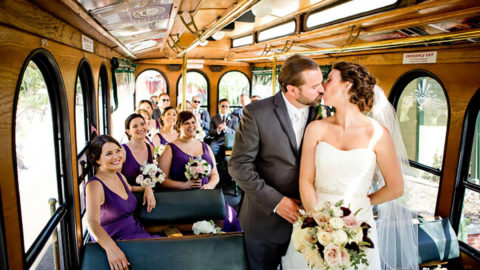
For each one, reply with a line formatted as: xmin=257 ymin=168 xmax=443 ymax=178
xmin=218 ymin=71 xmax=250 ymax=109
xmin=391 ymin=71 xmax=449 ymax=217
xmin=177 ymin=70 xmax=209 ymax=109
xmin=14 ymin=49 xmax=76 ymax=268
xmin=452 ymin=88 xmax=480 ymax=256
xmin=75 ymin=60 xmax=97 ymax=154
xmin=98 ymin=64 xmax=110 ymax=135
xmin=135 ymin=69 xmax=168 ymax=105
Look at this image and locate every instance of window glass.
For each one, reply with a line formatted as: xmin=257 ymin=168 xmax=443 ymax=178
xmin=232 ymin=35 xmax=254 ymax=47
xmin=75 ymin=77 xmax=87 ymax=153
xmin=306 ymin=0 xmax=398 ymax=29
xmin=112 ymin=71 xmax=135 ymax=143
xmin=29 ymin=224 xmax=65 ymax=270
xmin=252 ymin=67 xmax=280 ymax=99
xmin=218 ymin=71 xmax=250 ymax=107
xmin=468 ymin=112 xmax=480 ymax=185
xmin=258 ymin=21 xmax=296 ymax=42
xmin=396 ymin=77 xmax=448 ymax=168
xmin=15 ymin=61 xmax=60 ymax=251
xmin=458 ymin=189 xmax=480 ymax=252
xmin=98 ymin=79 xmax=104 ymax=135
xmin=135 ymin=70 xmax=167 ymax=104
xmin=178 ymin=71 xmax=208 ymax=108
xmin=403 ymin=166 xmax=439 ymax=217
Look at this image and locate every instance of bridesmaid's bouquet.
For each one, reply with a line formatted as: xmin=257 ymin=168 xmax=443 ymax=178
xmin=184 ymin=156 xmax=211 ymax=180
xmin=154 ymin=144 xmax=166 ymax=159
xmin=136 ymin=162 xmax=165 ymax=188
xmin=292 ymin=200 xmax=374 ymax=270
xmin=147 ymin=128 xmax=160 ymax=140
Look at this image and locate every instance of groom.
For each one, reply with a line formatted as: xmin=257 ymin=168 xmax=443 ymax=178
xmin=228 ymin=54 xmax=324 ymax=269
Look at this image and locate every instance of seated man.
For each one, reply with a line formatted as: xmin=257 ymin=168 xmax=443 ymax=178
xmin=192 ymin=95 xmax=210 ymax=135
xmin=209 ymin=99 xmax=238 ymax=157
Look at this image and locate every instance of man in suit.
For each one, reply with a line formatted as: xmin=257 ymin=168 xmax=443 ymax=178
xmin=192 ymin=95 xmax=210 ymax=135
xmin=232 ymin=94 xmax=250 ymax=120
xmin=228 ymin=54 xmax=324 ymax=270
xmin=150 ymin=95 xmax=162 ymax=121
xmin=209 ymin=98 xmax=239 ymax=157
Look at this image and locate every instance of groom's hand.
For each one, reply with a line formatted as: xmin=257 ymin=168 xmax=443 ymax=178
xmin=276 ymin=197 xmax=302 ymax=224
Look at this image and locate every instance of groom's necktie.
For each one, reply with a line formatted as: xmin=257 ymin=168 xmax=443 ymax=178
xmin=292 ymin=112 xmax=303 ymax=149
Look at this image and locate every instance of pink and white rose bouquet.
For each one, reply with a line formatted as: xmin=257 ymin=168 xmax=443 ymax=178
xmin=136 ymin=162 xmax=165 ymax=188
xmin=292 ymin=200 xmax=374 ymax=270
xmin=184 ymin=156 xmax=211 ymax=180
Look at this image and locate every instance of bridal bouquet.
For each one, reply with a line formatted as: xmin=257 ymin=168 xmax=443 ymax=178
xmin=184 ymin=156 xmax=211 ymax=180
xmin=136 ymin=162 xmax=165 ymax=188
xmin=292 ymin=200 xmax=374 ymax=270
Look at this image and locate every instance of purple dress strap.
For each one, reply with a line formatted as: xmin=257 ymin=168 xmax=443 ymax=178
xmin=85 ymin=172 xmax=155 ymax=241
xmin=168 ymin=142 xmax=240 ymax=232
xmin=155 ymin=133 xmax=169 ymax=145
xmin=156 ymin=120 xmax=160 ymax=129
xmin=121 ymin=143 xmax=153 ymax=186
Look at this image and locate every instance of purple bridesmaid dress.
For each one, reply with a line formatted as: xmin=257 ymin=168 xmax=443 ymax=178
xmin=169 ymin=142 xmax=241 ymax=232
xmin=122 ymin=143 xmax=153 ymax=186
xmin=155 ymin=133 xmax=169 ymax=145
xmin=86 ymin=172 xmax=155 ymax=241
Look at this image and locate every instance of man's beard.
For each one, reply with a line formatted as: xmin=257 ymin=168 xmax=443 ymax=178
xmin=296 ymin=92 xmax=323 ymax=106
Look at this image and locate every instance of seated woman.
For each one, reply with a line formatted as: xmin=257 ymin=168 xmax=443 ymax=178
xmin=152 ymin=106 xmax=178 ymax=147
xmin=85 ymin=135 xmax=157 ymax=270
xmin=136 ymin=108 xmax=156 ymax=147
xmin=159 ymin=111 xmax=241 ymax=232
xmin=138 ymin=100 xmax=161 ymax=131
xmin=121 ymin=113 xmax=154 ymax=186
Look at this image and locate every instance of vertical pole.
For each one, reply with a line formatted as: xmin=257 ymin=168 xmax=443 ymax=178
xmin=272 ymin=56 xmax=277 ymax=96
xmin=48 ymin=198 xmax=60 ymax=270
xmin=182 ymin=54 xmax=188 ymax=111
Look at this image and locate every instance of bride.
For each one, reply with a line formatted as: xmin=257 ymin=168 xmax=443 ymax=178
xmin=282 ymin=62 xmax=418 ymax=269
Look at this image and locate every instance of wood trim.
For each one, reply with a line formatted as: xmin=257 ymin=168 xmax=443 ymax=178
xmin=135 ymin=59 xmax=250 ymax=66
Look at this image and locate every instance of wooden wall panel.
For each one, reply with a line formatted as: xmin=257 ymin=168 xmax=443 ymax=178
xmin=0 ymin=23 xmax=114 ymax=267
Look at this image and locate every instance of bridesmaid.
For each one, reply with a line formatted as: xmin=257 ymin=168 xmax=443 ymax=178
xmin=85 ymin=135 xmax=156 ymax=270
xmin=136 ymin=108 xmax=156 ymax=147
xmin=152 ymin=106 xmax=178 ymax=147
xmin=121 ymin=113 xmax=154 ymax=186
xmin=158 ymin=111 xmax=241 ymax=232
xmin=138 ymin=100 xmax=160 ymax=131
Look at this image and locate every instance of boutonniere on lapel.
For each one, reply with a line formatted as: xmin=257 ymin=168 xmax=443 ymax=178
xmin=316 ymin=105 xmax=335 ymax=120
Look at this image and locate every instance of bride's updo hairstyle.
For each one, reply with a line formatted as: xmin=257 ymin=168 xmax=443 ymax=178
xmin=333 ymin=62 xmax=377 ymax=112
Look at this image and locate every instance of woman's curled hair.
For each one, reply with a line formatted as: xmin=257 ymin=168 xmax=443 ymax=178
xmin=333 ymin=62 xmax=377 ymax=112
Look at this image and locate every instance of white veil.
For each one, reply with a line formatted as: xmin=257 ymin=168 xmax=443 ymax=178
xmin=368 ymin=86 xmax=419 ymax=270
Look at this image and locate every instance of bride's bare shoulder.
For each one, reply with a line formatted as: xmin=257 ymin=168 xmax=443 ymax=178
xmin=308 ymin=117 xmax=334 ymax=129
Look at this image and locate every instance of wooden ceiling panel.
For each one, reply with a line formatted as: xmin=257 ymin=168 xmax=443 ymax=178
xmin=199 ymin=0 xmax=238 ymax=9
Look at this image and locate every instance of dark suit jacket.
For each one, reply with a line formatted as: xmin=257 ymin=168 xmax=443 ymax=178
xmin=209 ymin=113 xmax=239 ymax=143
xmin=228 ymin=91 xmax=318 ymax=244
xmin=195 ymin=108 xmax=210 ymax=134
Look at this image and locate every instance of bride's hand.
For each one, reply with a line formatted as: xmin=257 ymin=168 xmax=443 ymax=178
xmin=276 ymin=197 xmax=302 ymax=224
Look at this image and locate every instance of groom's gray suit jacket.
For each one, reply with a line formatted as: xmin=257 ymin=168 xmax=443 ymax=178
xmin=228 ymin=91 xmax=319 ymax=244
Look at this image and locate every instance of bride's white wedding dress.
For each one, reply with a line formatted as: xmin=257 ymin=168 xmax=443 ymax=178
xmin=282 ymin=118 xmax=383 ymax=270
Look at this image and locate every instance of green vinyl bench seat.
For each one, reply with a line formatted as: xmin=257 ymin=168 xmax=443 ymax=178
xmin=81 ymin=232 xmax=249 ymax=270
xmin=134 ymin=189 xmax=226 ymax=225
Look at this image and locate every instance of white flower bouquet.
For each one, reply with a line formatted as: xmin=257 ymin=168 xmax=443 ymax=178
xmin=192 ymin=220 xmax=221 ymax=235
xmin=147 ymin=128 xmax=160 ymax=140
xmin=154 ymin=144 xmax=166 ymax=159
xmin=292 ymin=200 xmax=373 ymax=270
xmin=184 ymin=156 xmax=211 ymax=181
xmin=135 ymin=162 xmax=165 ymax=188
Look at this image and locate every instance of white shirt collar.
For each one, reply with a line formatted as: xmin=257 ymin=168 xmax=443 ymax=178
xmin=281 ymin=92 xmax=309 ymax=119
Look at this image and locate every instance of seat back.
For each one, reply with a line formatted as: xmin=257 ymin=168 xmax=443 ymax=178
xmin=81 ymin=233 xmax=249 ymax=270
xmin=134 ymin=189 xmax=226 ymax=224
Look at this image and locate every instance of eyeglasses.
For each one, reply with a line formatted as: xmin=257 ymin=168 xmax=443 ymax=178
xmin=193 ymin=100 xmax=201 ymax=104
xmin=220 ymin=105 xmax=229 ymax=108
xmin=161 ymin=99 xmax=170 ymax=102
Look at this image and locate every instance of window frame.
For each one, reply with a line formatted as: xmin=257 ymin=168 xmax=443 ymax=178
xmin=451 ymin=87 xmax=480 ymax=260
xmin=217 ymin=70 xmax=251 ymax=111
xmin=12 ymin=48 xmax=78 ymax=269
xmin=389 ymin=69 xmax=450 ymax=215
xmin=176 ymin=69 xmax=210 ymax=111
xmin=134 ymin=68 xmax=170 ymax=108
xmin=98 ymin=63 xmax=111 ymax=135
xmin=303 ymin=0 xmax=400 ymax=31
xmin=257 ymin=19 xmax=297 ymax=43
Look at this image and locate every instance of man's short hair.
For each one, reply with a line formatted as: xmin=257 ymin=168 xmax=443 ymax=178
xmin=218 ymin=98 xmax=229 ymax=104
xmin=278 ymin=54 xmax=319 ymax=92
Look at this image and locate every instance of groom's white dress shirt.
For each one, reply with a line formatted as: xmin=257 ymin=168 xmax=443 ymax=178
xmin=282 ymin=92 xmax=309 ymax=150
